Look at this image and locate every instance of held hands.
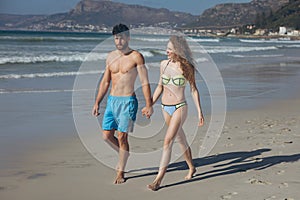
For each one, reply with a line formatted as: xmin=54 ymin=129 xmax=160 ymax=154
xmin=141 ymin=106 xmax=153 ymax=119
xmin=93 ymin=104 xmax=153 ymax=118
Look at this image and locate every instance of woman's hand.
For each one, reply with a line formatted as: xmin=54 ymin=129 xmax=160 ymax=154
xmin=198 ymin=113 xmax=204 ymax=126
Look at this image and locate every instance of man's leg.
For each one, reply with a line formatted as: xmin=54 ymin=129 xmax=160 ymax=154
xmin=102 ymin=129 xmax=119 ymax=152
xmin=115 ymin=131 xmax=129 ymax=184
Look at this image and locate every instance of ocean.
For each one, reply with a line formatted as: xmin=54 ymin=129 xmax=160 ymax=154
xmin=1 ymin=30 xmax=300 ymax=169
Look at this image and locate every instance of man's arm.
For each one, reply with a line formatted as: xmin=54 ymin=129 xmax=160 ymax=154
xmin=92 ymin=65 xmax=111 ymax=116
xmin=136 ymin=53 xmax=153 ymax=117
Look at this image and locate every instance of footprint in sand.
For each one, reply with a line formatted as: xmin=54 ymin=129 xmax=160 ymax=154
xmin=264 ymin=195 xmax=276 ymax=200
xmin=276 ymin=170 xmax=285 ymax=175
xmin=280 ymin=128 xmax=292 ymax=133
xmin=221 ymin=195 xmax=232 ymax=199
xmin=247 ymin=178 xmax=272 ymax=185
xmin=220 ymin=192 xmax=238 ymax=199
xmin=225 ymin=143 xmax=233 ymax=147
xmin=279 ymin=182 xmax=288 ymax=188
xmin=11 ymin=170 xmax=49 ymax=180
xmin=27 ymin=173 xmax=50 ymax=180
xmin=245 ymin=120 xmax=253 ymax=124
xmin=0 ymin=185 xmax=18 ymax=191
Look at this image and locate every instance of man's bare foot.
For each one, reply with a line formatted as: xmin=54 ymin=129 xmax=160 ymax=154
xmin=185 ymin=167 xmax=196 ymax=180
xmin=147 ymin=182 xmax=160 ymax=191
xmin=114 ymin=171 xmax=126 ymax=184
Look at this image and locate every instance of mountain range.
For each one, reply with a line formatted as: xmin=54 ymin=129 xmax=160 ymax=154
xmin=191 ymin=0 xmax=290 ymax=28
xmin=262 ymin=0 xmax=300 ymax=30
xmin=0 ymin=0 xmax=293 ymax=31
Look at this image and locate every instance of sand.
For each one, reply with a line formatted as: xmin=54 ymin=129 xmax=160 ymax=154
xmin=0 ymin=98 xmax=299 ymax=200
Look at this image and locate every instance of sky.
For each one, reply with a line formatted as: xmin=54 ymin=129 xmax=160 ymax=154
xmin=0 ymin=0 xmax=251 ymax=16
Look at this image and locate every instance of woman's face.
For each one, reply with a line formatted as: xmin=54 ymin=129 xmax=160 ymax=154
xmin=166 ymin=41 xmax=175 ymax=60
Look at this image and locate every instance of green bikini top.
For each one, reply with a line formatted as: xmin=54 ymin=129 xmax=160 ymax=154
xmin=161 ymin=60 xmax=186 ymax=87
xmin=161 ymin=74 xmax=186 ymax=86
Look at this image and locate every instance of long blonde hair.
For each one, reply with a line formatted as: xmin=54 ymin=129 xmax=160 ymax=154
xmin=169 ymin=35 xmax=196 ymax=90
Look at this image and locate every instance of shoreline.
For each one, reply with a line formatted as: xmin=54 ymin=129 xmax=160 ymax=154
xmin=1 ymin=29 xmax=300 ymax=40
xmin=1 ymin=96 xmax=299 ymax=199
xmin=226 ymin=34 xmax=300 ymax=41
xmin=186 ymin=32 xmax=300 ymax=40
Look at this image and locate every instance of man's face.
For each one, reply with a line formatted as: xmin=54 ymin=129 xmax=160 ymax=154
xmin=114 ymin=34 xmax=129 ymax=51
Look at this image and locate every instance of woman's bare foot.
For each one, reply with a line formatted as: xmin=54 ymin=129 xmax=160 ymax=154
xmin=114 ymin=171 xmax=126 ymax=184
xmin=147 ymin=181 xmax=160 ymax=191
xmin=185 ymin=167 xmax=196 ymax=180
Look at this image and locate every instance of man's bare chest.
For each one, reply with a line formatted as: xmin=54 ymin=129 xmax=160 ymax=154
xmin=110 ymin=58 xmax=137 ymax=74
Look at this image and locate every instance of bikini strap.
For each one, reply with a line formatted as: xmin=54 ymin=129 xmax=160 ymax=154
xmin=162 ymin=60 xmax=171 ymax=74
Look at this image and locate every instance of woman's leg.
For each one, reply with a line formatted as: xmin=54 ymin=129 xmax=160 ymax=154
xmin=148 ymin=106 xmax=187 ymax=190
xmin=176 ymin=128 xmax=196 ymax=179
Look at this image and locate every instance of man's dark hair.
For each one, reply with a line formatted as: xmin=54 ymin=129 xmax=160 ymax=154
xmin=112 ymin=24 xmax=130 ymax=37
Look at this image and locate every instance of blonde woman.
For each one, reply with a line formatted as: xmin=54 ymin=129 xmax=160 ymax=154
xmin=147 ymin=35 xmax=204 ymax=191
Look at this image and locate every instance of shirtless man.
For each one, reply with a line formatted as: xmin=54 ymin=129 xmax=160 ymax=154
xmin=92 ymin=24 xmax=153 ymax=184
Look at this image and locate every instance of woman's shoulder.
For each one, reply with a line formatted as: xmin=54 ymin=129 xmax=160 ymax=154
xmin=160 ymin=59 xmax=169 ymax=66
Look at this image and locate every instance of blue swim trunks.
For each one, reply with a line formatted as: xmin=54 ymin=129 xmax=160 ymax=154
xmin=102 ymin=95 xmax=138 ymax=133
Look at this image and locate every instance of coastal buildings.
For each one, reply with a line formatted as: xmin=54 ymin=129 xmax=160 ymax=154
xmin=182 ymin=26 xmax=300 ymax=39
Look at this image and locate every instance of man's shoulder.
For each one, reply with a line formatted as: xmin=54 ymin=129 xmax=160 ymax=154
xmin=131 ymin=50 xmax=143 ymax=58
xmin=130 ymin=50 xmax=144 ymax=64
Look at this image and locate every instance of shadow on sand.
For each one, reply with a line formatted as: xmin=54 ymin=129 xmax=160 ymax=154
xmin=126 ymin=148 xmax=300 ymax=190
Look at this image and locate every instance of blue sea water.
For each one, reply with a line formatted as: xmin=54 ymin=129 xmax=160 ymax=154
xmin=1 ymin=30 xmax=300 ymax=169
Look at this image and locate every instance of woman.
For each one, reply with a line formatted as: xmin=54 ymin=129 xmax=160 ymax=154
xmin=147 ymin=35 xmax=204 ymax=191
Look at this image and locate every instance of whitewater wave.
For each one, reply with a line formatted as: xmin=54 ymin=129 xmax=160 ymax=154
xmin=0 ymin=48 xmax=159 ymax=65
xmin=195 ymin=57 xmax=209 ymax=63
xmin=279 ymin=44 xmax=300 ymax=48
xmin=0 ymin=88 xmax=93 ymax=94
xmin=188 ymin=38 xmax=220 ymax=43
xmin=0 ymin=52 xmax=107 ymax=65
xmin=134 ymin=37 xmax=220 ymax=43
xmin=134 ymin=37 xmax=169 ymax=42
xmin=0 ymin=70 xmax=103 ymax=79
xmin=196 ymin=46 xmax=278 ymax=54
xmin=137 ymin=50 xmax=154 ymax=58
xmin=229 ymin=54 xmax=284 ymax=58
xmin=240 ymin=38 xmax=300 ymax=44
xmin=0 ymin=35 xmax=105 ymax=42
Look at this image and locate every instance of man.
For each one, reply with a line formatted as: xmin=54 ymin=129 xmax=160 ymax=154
xmin=92 ymin=24 xmax=153 ymax=184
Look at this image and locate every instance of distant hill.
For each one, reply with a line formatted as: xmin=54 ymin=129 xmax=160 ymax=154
xmin=261 ymin=0 xmax=300 ymax=29
xmin=0 ymin=0 xmax=197 ymax=30
xmin=66 ymin=0 xmax=197 ymax=27
xmin=189 ymin=0 xmax=290 ymax=29
xmin=0 ymin=14 xmax=46 ymax=28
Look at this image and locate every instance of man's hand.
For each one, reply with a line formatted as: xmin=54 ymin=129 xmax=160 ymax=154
xmin=92 ymin=104 xmax=100 ymax=116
